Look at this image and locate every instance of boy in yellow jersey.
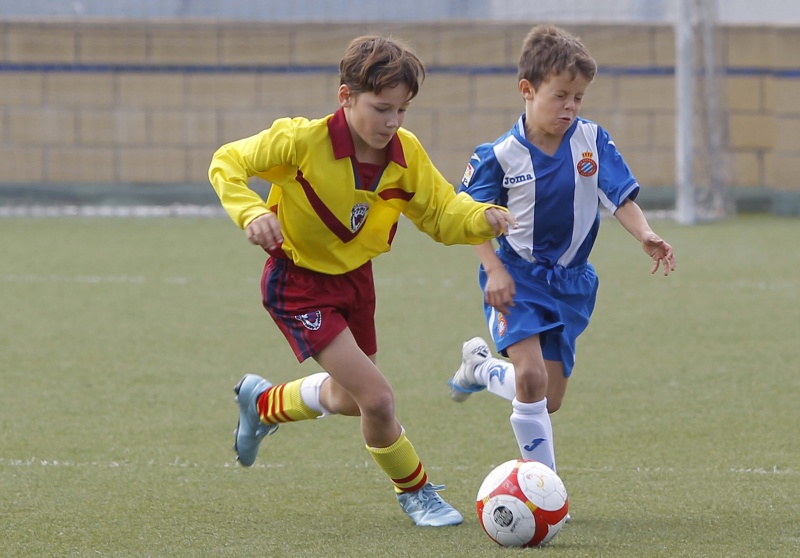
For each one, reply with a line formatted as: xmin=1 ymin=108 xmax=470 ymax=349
xmin=208 ymin=35 xmax=517 ymax=527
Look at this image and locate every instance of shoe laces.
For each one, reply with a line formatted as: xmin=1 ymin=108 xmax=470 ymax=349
xmin=254 ymin=423 xmax=278 ymax=439
xmin=413 ymin=484 xmax=448 ymax=512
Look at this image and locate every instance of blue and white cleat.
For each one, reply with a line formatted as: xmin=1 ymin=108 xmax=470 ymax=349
xmin=233 ymin=373 xmax=278 ymax=467
xmin=448 ymin=337 xmax=490 ymax=402
xmin=397 ymin=483 xmax=463 ymax=527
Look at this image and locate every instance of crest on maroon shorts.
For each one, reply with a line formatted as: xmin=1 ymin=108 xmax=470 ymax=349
xmin=295 ymin=310 xmax=322 ymax=331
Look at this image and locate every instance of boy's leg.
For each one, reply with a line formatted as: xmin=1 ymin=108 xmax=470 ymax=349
xmin=239 ymin=257 xmax=368 ymax=466
xmin=544 ymin=360 xmax=569 ymax=413
xmin=451 ymin=342 xmax=565 ymax=408
xmin=510 ymin=397 xmax=555 ymax=470
xmin=315 ymin=329 xmax=462 ymax=526
xmin=506 ymin=337 xmax=556 ymax=471
xmin=449 ymin=336 xmax=518 ymax=402
xmin=258 ymin=376 xmax=325 ymax=423
xmin=368 ymin=431 xmax=462 ymax=526
xmin=233 ymin=374 xmax=279 ymax=467
xmin=233 ymin=372 xmax=333 ymax=467
xmin=449 ymin=337 xmax=491 ymax=401
xmin=449 ymin=338 xmax=570 ymax=468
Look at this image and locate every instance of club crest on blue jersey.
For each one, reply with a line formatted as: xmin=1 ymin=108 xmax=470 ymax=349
xmin=577 ymin=151 xmax=598 ymax=177
xmin=295 ymin=310 xmax=322 ymax=331
xmin=350 ymin=203 xmax=369 ymax=232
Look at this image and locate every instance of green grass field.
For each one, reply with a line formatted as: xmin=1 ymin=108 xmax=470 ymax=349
xmin=1 ymin=214 xmax=798 ymax=557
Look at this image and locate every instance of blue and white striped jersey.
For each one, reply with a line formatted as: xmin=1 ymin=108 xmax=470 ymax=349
xmin=459 ymin=115 xmax=640 ymax=269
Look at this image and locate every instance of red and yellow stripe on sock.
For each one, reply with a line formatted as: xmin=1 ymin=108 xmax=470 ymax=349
xmin=257 ymin=378 xmax=320 ymax=425
xmin=367 ymin=432 xmax=428 ymax=494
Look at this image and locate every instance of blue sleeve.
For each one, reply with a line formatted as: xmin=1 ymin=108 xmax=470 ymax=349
xmin=596 ymin=126 xmax=639 ymax=209
xmin=458 ymin=143 xmax=506 ymax=205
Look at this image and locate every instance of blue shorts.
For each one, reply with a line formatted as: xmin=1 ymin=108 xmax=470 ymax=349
xmin=479 ymin=255 xmax=598 ymax=377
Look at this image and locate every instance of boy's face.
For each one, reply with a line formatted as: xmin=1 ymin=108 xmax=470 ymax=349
xmin=339 ymin=83 xmax=411 ymax=158
xmin=521 ymin=70 xmax=591 ymax=140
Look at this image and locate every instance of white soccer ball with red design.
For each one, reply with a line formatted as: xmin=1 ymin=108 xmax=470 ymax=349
xmin=476 ymin=459 xmax=569 ymax=547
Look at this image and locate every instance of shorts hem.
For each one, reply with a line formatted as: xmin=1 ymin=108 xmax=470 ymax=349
xmin=291 ymin=320 xmax=347 ymax=363
xmin=494 ymin=322 xmax=563 ymax=354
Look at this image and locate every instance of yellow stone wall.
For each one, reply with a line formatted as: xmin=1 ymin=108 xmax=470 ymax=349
xmin=0 ymin=20 xmax=797 ymax=201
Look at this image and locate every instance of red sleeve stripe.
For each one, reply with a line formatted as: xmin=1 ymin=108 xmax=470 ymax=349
xmin=379 ymin=188 xmax=414 ymax=202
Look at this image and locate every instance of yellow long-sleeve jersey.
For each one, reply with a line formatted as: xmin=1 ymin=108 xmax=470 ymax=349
xmin=209 ymin=108 xmax=502 ymax=275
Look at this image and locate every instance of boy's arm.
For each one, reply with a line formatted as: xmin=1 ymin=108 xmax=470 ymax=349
xmin=614 ymin=199 xmax=676 ymax=276
xmin=209 ymin=118 xmax=296 ymax=230
xmin=404 ymin=177 xmax=513 ymax=245
xmin=475 ymin=241 xmax=516 ymax=315
xmin=399 ymin=135 xmax=515 ymax=244
xmin=209 ymin=136 xmax=272 ymax=229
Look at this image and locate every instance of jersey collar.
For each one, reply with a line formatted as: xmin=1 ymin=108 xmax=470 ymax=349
xmin=514 ymin=113 xmax=579 ymax=144
xmin=328 ymin=107 xmax=407 ymax=168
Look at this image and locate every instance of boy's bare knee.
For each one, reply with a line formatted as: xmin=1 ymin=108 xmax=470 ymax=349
xmin=359 ymin=390 xmax=395 ymax=419
xmin=516 ymin=366 xmax=548 ymax=401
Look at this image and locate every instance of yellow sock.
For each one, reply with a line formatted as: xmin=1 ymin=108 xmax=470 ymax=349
xmin=257 ymin=377 xmax=321 ymax=425
xmin=367 ymin=432 xmax=428 ymax=494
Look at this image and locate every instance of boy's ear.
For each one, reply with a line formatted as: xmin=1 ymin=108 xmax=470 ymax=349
xmin=338 ymin=84 xmax=353 ymax=107
xmin=519 ymin=79 xmax=535 ymax=100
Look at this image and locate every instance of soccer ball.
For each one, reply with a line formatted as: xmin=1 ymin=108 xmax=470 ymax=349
xmin=476 ymin=459 xmax=569 ymax=547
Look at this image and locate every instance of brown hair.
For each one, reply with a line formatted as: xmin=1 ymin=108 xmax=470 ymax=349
xmin=518 ymin=25 xmax=597 ymax=88
xmin=339 ymin=35 xmax=426 ymax=100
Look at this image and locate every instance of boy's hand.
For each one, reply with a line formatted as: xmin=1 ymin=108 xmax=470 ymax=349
xmin=484 ymin=266 xmax=516 ymax=315
xmin=246 ymin=211 xmax=283 ymax=251
xmin=642 ymin=233 xmax=676 ymax=276
xmin=485 ymin=208 xmax=518 ymax=237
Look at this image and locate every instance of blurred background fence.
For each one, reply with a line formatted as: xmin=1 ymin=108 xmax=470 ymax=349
xmin=0 ymin=0 xmax=799 ymax=215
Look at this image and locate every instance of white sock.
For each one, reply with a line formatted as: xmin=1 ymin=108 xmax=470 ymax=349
xmin=510 ymin=397 xmax=555 ymax=471
xmin=299 ymin=372 xmax=331 ymax=416
xmin=473 ymin=358 xmax=516 ymax=401
xmin=474 ymin=361 xmax=558 ymax=471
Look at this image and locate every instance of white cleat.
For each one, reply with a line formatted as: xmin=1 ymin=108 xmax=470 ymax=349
xmin=448 ymin=337 xmax=490 ymax=402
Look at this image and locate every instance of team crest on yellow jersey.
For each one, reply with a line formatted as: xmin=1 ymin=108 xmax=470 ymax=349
xmin=350 ymin=203 xmax=369 ymax=232
xmin=577 ymin=151 xmax=598 ymax=177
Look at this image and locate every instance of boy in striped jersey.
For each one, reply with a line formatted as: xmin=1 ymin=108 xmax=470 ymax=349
xmin=209 ymin=34 xmax=516 ymax=527
xmin=449 ymin=25 xmax=676 ymax=479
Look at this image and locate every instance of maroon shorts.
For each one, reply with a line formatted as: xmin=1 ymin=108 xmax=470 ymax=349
xmin=261 ymin=257 xmax=377 ymax=362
